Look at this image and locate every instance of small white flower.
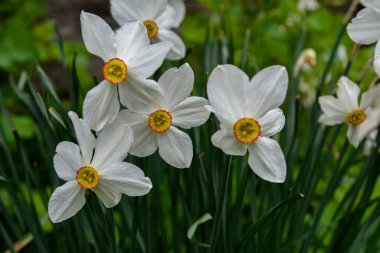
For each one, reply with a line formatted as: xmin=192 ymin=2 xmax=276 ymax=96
xmin=110 ymin=0 xmax=186 ymax=60
xmin=347 ymin=0 xmax=380 ymax=76
xmin=207 ymin=64 xmax=288 ymax=183
xmin=80 ymin=11 xmax=171 ymax=131
xmin=298 ymin=0 xmax=319 ymax=12
xmin=293 ymin=48 xmax=317 ymax=77
xmin=48 ymin=112 xmax=152 ymax=223
xmin=115 ymin=63 xmax=211 ymax=168
xmin=318 ymin=76 xmax=380 ymax=147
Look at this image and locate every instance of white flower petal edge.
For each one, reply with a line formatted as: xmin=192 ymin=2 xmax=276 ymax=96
xmin=211 ymin=126 xmax=247 ymax=156
xmin=157 ymin=30 xmax=186 ymax=60
xmin=80 ymin=11 xmax=116 ymax=61
xmin=48 ymin=181 xmax=86 ymax=223
xmin=248 ymin=138 xmax=286 ymax=183
xmin=92 ymin=182 xmax=122 ymax=208
xmin=336 ymin=76 xmax=360 ymax=111
xmin=258 ymin=109 xmax=286 ymax=137
xmin=157 ymin=126 xmax=193 ymax=168
xmin=375 ymin=40 xmax=380 ymax=77
xmin=318 ymin=96 xmax=347 ymax=125
xmin=171 ymin=97 xmax=211 ymax=129
xmin=347 ymin=7 xmax=380 ymax=45
xmin=54 ymin=142 xmax=83 ymax=181
xmin=168 ymin=0 xmax=186 ymax=27
xmin=362 ymin=0 xmax=380 ymax=15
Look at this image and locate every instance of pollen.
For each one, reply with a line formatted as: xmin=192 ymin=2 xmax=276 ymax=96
xmin=76 ymin=166 xmax=99 ymax=189
xmin=347 ymin=109 xmax=366 ymax=126
xmin=143 ymin=20 xmax=159 ymax=40
xmin=102 ymin=58 xmax=127 ymax=84
xmin=149 ymin=110 xmax=172 ymax=133
xmin=233 ymin=117 xmax=261 ymax=144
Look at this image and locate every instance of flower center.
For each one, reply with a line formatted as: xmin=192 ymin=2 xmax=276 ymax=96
xmin=76 ymin=166 xmax=99 ymax=189
xmin=233 ymin=117 xmax=261 ymax=144
xmin=347 ymin=109 xmax=366 ymax=126
xmin=143 ymin=20 xmax=159 ymax=39
xmin=102 ymin=58 xmax=128 ymax=84
xmin=149 ymin=110 xmax=172 ymax=133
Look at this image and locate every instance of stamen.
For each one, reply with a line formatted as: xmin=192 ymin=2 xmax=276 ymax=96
xmin=102 ymin=58 xmax=127 ymax=84
xmin=149 ymin=110 xmax=172 ymax=133
xmin=233 ymin=117 xmax=261 ymax=144
xmin=76 ymin=166 xmax=99 ymax=189
xmin=347 ymin=109 xmax=366 ymax=126
xmin=143 ymin=20 xmax=159 ymax=39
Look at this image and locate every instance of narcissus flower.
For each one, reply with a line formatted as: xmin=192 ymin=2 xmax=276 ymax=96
xmin=48 ymin=112 xmax=152 ymax=223
xmin=115 ymin=63 xmax=210 ymax=168
xmin=110 ymin=0 xmax=186 ymax=60
xmin=347 ymin=0 xmax=380 ymax=76
xmin=80 ymin=11 xmax=170 ymax=131
xmin=318 ymin=77 xmax=380 ymax=147
xmin=207 ymin=65 xmax=288 ymax=183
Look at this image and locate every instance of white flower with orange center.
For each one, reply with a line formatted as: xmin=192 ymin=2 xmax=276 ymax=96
xmin=80 ymin=11 xmax=171 ymax=132
xmin=115 ymin=63 xmax=211 ymax=168
xmin=48 ymin=111 xmax=152 ymax=223
xmin=110 ymin=0 xmax=186 ymax=60
xmin=347 ymin=0 xmax=380 ymax=76
xmin=207 ymin=64 xmax=288 ymax=183
xmin=318 ymin=77 xmax=380 ymax=148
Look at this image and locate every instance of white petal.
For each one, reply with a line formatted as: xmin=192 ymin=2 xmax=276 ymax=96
xmin=168 ymin=0 xmax=185 ymax=27
xmin=127 ymin=41 xmax=171 ymax=79
xmin=247 ymin=137 xmax=286 ymax=183
xmin=211 ymin=126 xmax=247 ymax=156
xmin=54 ymin=142 xmax=82 ymax=181
xmin=158 ymin=63 xmax=193 ymax=109
xmin=83 ymin=80 xmax=120 ymax=132
xmin=100 ymin=162 xmax=153 ymax=196
xmin=119 ymin=76 xmax=162 ymax=113
xmin=246 ymin=65 xmax=288 ymax=118
xmin=157 ymin=126 xmax=193 ymax=168
xmin=362 ymin=0 xmax=380 ymax=13
xmin=207 ymin=64 xmax=249 ymax=125
xmin=91 ymin=121 xmax=134 ymax=169
xmin=258 ymin=109 xmax=285 ymax=137
xmin=92 ymin=182 xmax=122 ymax=208
xmin=347 ymin=7 xmax=380 ymax=45
xmin=80 ymin=11 xmax=116 ymax=62
xmin=110 ymin=0 xmax=145 ymax=24
xmin=336 ymin=76 xmax=360 ymax=111
xmin=157 ymin=30 xmax=186 ymax=60
xmin=115 ymin=22 xmax=150 ymax=63
xmin=349 ymin=107 xmax=380 ymax=148
xmin=347 ymin=125 xmax=361 ymax=148
xmin=374 ymin=40 xmax=380 ymax=77
xmin=48 ymin=181 xmax=86 ymax=223
xmin=318 ymin=96 xmax=347 ymax=125
xmin=116 ymin=109 xmax=148 ymax=126
xmin=360 ymin=84 xmax=380 ymax=109
xmin=155 ymin=5 xmax=176 ymax=29
xmin=68 ymin=111 xmax=95 ymax=164
xmin=171 ymin=97 xmax=211 ymax=129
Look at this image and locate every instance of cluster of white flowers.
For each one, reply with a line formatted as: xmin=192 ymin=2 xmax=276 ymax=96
xmin=48 ymin=0 xmax=290 ymax=223
xmin=318 ymin=0 xmax=380 ymax=151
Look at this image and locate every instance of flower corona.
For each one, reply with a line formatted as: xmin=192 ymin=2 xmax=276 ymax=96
xmin=233 ymin=118 xmax=261 ymax=144
xmin=347 ymin=109 xmax=366 ymax=126
xmin=143 ymin=20 xmax=159 ymax=39
xmin=76 ymin=166 xmax=99 ymax=189
xmin=102 ymin=58 xmax=128 ymax=84
xmin=148 ymin=110 xmax=172 ymax=133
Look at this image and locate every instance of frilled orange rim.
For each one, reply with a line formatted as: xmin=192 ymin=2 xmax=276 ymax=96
xmin=233 ymin=117 xmax=261 ymax=144
xmin=76 ymin=166 xmax=99 ymax=189
xmin=102 ymin=58 xmax=128 ymax=84
xmin=347 ymin=109 xmax=366 ymax=126
xmin=148 ymin=109 xmax=172 ymax=133
xmin=143 ymin=20 xmax=159 ymax=40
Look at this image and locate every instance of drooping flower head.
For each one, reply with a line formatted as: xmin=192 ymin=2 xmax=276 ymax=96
xmin=207 ymin=65 xmax=288 ymax=183
xmin=318 ymin=76 xmax=380 ymax=147
xmin=115 ymin=63 xmax=211 ymax=168
xmin=48 ymin=112 xmax=152 ymax=223
xmin=110 ymin=0 xmax=186 ymax=60
xmin=80 ymin=11 xmax=170 ymax=131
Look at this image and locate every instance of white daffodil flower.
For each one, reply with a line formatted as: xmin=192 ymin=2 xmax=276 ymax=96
xmin=48 ymin=111 xmax=152 ymax=223
xmin=115 ymin=63 xmax=210 ymax=169
xmin=318 ymin=77 xmax=380 ymax=148
xmin=80 ymin=11 xmax=170 ymax=132
xmin=347 ymin=0 xmax=380 ymax=76
xmin=110 ymin=0 xmax=186 ymax=60
xmin=207 ymin=65 xmax=288 ymax=183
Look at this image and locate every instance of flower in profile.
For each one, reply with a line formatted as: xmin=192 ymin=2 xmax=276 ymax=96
xmin=318 ymin=77 xmax=380 ymax=147
xmin=80 ymin=11 xmax=170 ymax=131
xmin=115 ymin=63 xmax=210 ymax=168
xmin=48 ymin=112 xmax=152 ymax=223
xmin=207 ymin=65 xmax=288 ymax=183
xmin=110 ymin=0 xmax=186 ymax=60
xmin=293 ymin=48 xmax=317 ymax=77
xmin=347 ymin=0 xmax=380 ymax=75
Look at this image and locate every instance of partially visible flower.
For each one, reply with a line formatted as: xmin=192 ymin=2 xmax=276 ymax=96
xmin=207 ymin=64 xmax=288 ymax=183
xmin=111 ymin=0 xmax=186 ymax=60
xmin=48 ymin=112 xmax=152 ymax=223
xmin=364 ymin=129 xmax=379 ymax=155
xmin=347 ymin=0 xmax=380 ymax=76
xmin=318 ymin=77 xmax=380 ymax=147
xmin=293 ymin=48 xmax=317 ymax=77
xmin=298 ymin=0 xmax=319 ymax=12
xmin=80 ymin=11 xmax=170 ymax=131
xmin=115 ymin=63 xmax=210 ymax=168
